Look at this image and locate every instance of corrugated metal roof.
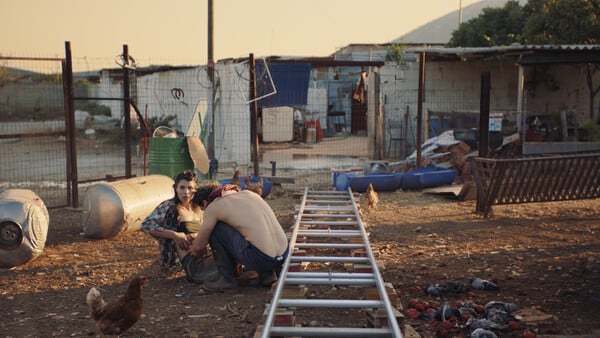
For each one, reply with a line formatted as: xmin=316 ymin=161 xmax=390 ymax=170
xmin=406 ymin=44 xmax=600 ymax=53
xmin=404 ymin=45 xmax=600 ymax=64
xmin=264 ymin=56 xmax=385 ymax=67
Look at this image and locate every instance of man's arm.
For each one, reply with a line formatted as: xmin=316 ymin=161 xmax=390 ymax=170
xmin=190 ymin=209 xmax=217 ymax=255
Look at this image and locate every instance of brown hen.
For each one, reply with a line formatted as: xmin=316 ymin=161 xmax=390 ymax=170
xmin=364 ymin=183 xmax=379 ymax=211
xmin=230 ymin=169 xmax=241 ymax=189
xmin=86 ymin=276 xmax=148 ymax=336
xmin=243 ymin=176 xmax=263 ymax=197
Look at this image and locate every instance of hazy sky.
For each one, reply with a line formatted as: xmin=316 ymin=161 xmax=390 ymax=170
xmin=2 ymin=0 xmax=480 ymax=67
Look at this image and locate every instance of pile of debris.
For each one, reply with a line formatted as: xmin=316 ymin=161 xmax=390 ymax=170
xmin=391 ymin=129 xmax=520 ymax=184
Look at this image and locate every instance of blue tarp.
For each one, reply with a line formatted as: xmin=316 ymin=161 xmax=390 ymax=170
xmin=255 ymin=62 xmax=311 ymax=109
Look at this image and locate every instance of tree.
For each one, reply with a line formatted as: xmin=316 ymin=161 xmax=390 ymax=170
xmin=448 ymin=0 xmax=600 ymax=46
xmin=385 ymin=44 xmax=405 ymax=65
xmin=522 ymin=0 xmax=600 ymax=44
xmin=447 ymin=0 xmax=525 ymax=47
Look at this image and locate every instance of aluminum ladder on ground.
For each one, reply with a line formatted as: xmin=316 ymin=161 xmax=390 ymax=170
xmin=260 ymin=188 xmax=403 ymax=337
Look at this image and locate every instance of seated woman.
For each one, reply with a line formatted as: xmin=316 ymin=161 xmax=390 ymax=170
xmin=140 ymin=170 xmax=218 ymax=284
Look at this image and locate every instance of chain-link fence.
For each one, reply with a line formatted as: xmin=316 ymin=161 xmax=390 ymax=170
xmin=3 ymin=47 xmax=599 ymax=208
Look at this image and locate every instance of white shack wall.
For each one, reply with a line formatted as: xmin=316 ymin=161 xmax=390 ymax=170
xmin=136 ymin=68 xmax=207 ymax=131
xmin=306 ymin=87 xmax=328 ymax=128
xmin=380 ymin=58 xmax=520 ymax=154
xmin=212 ymin=61 xmax=251 ymax=165
xmin=380 ymin=63 xmax=415 ymax=123
xmin=381 ymin=59 xmax=520 ymax=118
xmin=524 ymin=64 xmax=599 ymax=122
xmin=381 ymin=57 xmax=599 ymax=127
xmin=98 ymin=72 xmax=122 ymax=119
xmin=106 ymin=63 xmax=252 ymax=165
xmin=423 ymin=59 xmax=517 ymax=113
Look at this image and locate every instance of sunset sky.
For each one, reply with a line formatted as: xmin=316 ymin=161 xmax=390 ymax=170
xmin=2 ymin=0 xmax=481 ymax=68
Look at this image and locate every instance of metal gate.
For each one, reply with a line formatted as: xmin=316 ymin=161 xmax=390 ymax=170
xmin=1 ymin=43 xmax=143 ymax=208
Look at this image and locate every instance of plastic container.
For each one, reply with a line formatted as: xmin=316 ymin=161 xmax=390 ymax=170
xmin=81 ymin=175 xmax=175 ymax=239
xmin=348 ymin=172 xmax=403 ymax=193
xmin=149 ymin=137 xmax=195 ymax=180
xmin=400 ymin=166 xmax=456 ymax=190
xmin=0 ymin=189 xmax=49 ymax=268
xmin=331 ymin=167 xmax=363 ymax=187
xmin=334 ymin=172 xmax=361 ymax=191
xmin=306 ymin=127 xmax=316 ymax=144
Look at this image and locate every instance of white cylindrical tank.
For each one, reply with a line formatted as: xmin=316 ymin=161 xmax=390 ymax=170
xmin=81 ymin=175 xmax=175 ymax=239
xmin=0 ymin=189 xmax=49 ymax=268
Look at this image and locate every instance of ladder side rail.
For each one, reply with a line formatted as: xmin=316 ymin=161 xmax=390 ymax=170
xmin=261 ymin=187 xmax=310 ymax=338
xmin=347 ymin=187 xmax=403 ymax=337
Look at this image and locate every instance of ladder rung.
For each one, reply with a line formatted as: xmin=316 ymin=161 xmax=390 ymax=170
xmin=290 ymin=256 xmax=370 ymax=264
xmin=277 ymin=298 xmax=384 ymax=308
xmin=269 ymin=326 xmax=394 ymax=337
xmin=306 ymin=199 xmax=352 ymax=204
xmin=284 ymin=277 xmax=376 ymax=286
xmin=294 ymin=243 xmax=365 ymax=249
xmin=300 ymin=221 xmax=358 ymax=226
xmin=307 ymin=190 xmax=348 ymax=195
xmin=298 ymin=206 xmax=355 ymax=212
xmin=286 ymin=272 xmax=375 ymax=279
xmin=300 ymin=213 xmax=356 ymax=218
xmin=297 ymin=230 xmax=362 ymax=237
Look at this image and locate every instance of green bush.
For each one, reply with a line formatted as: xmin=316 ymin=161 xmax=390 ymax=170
xmin=75 ymin=101 xmax=111 ymax=116
xmin=580 ymin=119 xmax=600 ymax=142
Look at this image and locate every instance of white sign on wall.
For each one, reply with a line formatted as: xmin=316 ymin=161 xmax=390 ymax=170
xmin=489 ymin=113 xmax=503 ymax=132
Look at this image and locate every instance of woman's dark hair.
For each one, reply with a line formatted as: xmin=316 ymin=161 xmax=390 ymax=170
xmin=172 ymin=170 xmax=198 ymax=203
xmin=192 ymin=181 xmax=221 ymax=206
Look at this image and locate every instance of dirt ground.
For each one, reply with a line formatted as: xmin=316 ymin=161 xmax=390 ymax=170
xmin=1 ymin=172 xmax=599 ymax=338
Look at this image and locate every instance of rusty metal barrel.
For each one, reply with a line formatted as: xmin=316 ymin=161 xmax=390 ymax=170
xmin=0 ymin=189 xmax=49 ymax=268
xmin=81 ymin=175 xmax=175 ymax=239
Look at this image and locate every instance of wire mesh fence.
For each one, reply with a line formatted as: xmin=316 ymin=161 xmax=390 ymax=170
xmin=0 ymin=55 xmax=374 ymax=208
xmin=2 ymin=51 xmax=599 ymax=209
xmin=0 ymin=57 xmax=69 ymax=207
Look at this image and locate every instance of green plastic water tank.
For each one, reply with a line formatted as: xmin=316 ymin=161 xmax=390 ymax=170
xmin=149 ymin=137 xmax=194 ymax=179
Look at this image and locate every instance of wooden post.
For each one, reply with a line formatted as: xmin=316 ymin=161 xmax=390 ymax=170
xmin=479 ymin=71 xmax=491 ymax=158
xmin=249 ymin=54 xmax=260 ymax=176
xmin=561 ymin=110 xmax=568 ymax=141
xmin=207 ymin=0 xmax=215 ymax=159
xmin=63 ymin=41 xmax=78 ymax=207
xmin=122 ymin=44 xmax=132 ymax=178
xmin=416 ymin=52 xmax=425 ymax=168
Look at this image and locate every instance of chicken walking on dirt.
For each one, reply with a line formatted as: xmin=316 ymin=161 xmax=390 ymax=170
xmin=364 ymin=182 xmax=379 ymax=211
xmin=86 ymin=276 xmax=148 ymax=336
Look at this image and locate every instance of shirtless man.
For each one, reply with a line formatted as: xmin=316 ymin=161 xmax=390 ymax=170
xmin=184 ymin=181 xmax=289 ymax=292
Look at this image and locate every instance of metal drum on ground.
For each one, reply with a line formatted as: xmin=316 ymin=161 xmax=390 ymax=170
xmin=0 ymin=189 xmax=49 ymax=268
xmin=81 ymin=175 xmax=175 ymax=239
